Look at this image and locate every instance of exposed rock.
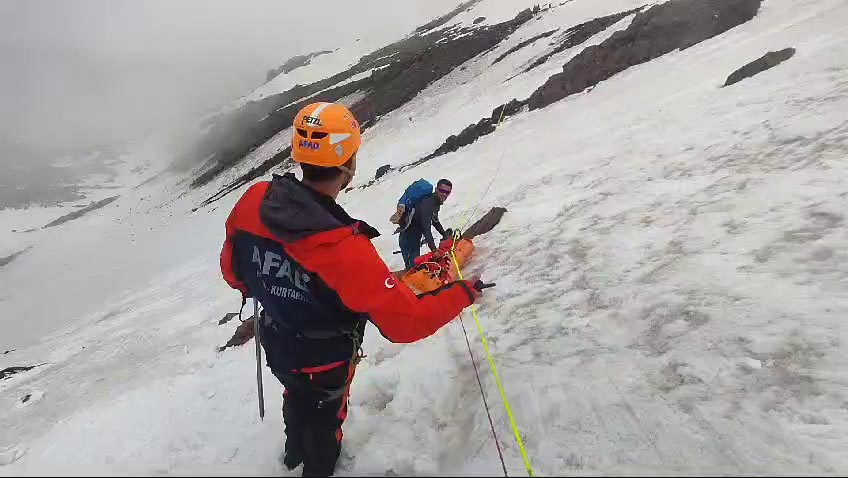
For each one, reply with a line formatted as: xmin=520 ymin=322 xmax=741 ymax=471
xmin=375 ymin=165 xmax=392 ymax=179
xmin=412 ymin=8 xmax=644 ymax=165
xmin=523 ymin=7 xmax=642 ymax=74
xmin=529 ymin=0 xmax=763 ymax=110
xmin=348 ymin=8 xmax=535 ymax=128
xmin=266 ymin=50 xmax=335 ymax=81
xmin=412 ymin=98 xmax=527 ymax=165
xmin=492 ymin=29 xmax=558 ymax=65
xmin=198 ymin=148 xmax=294 ymax=208
xmin=195 ymin=8 xmax=536 ymax=202
xmin=190 ymin=25 xmax=462 ymax=189
xmin=462 ymin=207 xmax=508 ymax=240
xmin=1 ymin=365 xmax=41 ymax=380
xmin=400 ymin=0 xmax=761 ymax=170
xmin=42 ymin=196 xmax=119 ymax=229
xmin=724 ymin=47 xmax=796 ymax=86
xmin=0 ymin=249 xmax=28 ymax=268
xmin=474 ymin=16 xmax=487 ymax=25
xmin=491 ymin=98 xmax=525 ymax=121
xmin=416 ymin=0 xmax=482 ymax=33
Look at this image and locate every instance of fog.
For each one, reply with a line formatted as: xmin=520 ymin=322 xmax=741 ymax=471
xmin=0 ymin=0 xmax=461 ymax=185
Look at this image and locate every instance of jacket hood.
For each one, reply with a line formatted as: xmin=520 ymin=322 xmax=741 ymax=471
xmin=259 ymin=173 xmax=379 ymax=244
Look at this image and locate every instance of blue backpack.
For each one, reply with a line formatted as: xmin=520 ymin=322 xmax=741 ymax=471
xmin=398 ymin=179 xmax=433 ymax=209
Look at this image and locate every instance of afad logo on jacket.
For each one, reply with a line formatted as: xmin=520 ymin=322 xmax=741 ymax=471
xmin=252 ymin=246 xmax=312 ymax=302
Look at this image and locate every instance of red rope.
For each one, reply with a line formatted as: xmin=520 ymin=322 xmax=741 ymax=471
xmin=459 ymin=316 xmax=509 ymax=477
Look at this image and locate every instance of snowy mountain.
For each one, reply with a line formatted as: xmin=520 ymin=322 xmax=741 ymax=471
xmin=2 ymin=0 xmax=847 ymax=474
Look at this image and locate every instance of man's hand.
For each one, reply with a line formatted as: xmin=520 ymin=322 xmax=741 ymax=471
xmin=431 ymin=249 xmax=442 ymax=261
xmin=464 ymin=274 xmax=483 ymax=301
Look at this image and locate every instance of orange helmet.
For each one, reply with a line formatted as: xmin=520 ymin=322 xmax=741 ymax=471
xmin=291 ymin=102 xmax=361 ymax=167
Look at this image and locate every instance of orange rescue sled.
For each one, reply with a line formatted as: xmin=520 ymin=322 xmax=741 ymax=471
xmin=401 ymin=238 xmax=474 ymax=293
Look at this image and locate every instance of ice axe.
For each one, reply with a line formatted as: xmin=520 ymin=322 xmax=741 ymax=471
xmin=252 ymin=298 xmax=265 ymax=420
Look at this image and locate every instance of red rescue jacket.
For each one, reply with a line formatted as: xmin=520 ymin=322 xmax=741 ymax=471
xmin=221 ymin=173 xmax=475 ymax=371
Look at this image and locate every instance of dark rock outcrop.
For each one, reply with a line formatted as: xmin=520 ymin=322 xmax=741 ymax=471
xmin=190 ymin=23 xmax=465 ymax=190
xmin=0 ymin=249 xmax=28 ymax=268
xmin=348 ymin=8 xmax=534 ymax=129
xmin=198 ymin=148 xmax=294 ymax=208
xmin=266 ymin=50 xmax=335 ymax=81
xmin=416 ymin=0 xmax=482 ymax=33
xmin=1 ymin=365 xmax=41 ymax=380
xmin=462 ymin=207 xmax=508 ymax=240
xmin=529 ymin=0 xmax=763 ymax=110
xmin=402 ymin=0 xmax=762 ymax=170
xmin=375 ymin=165 xmax=392 ymax=179
xmin=522 ymin=7 xmax=642 ymax=74
xmin=724 ymin=47 xmax=796 ymax=86
xmin=411 ymin=7 xmax=641 ymax=165
xmin=42 ymin=196 xmax=119 ymax=229
xmin=474 ymin=16 xmax=487 ymax=25
xmin=195 ymin=9 xmax=537 ymax=204
xmin=492 ymin=29 xmax=558 ymax=65
xmin=492 ymin=98 xmax=525 ymax=120
xmin=409 ymin=98 xmax=527 ymax=166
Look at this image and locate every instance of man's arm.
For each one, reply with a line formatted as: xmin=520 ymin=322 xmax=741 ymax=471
xmin=417 ymin=196 xmax=438 ymax=251
xmin=221 ymin=182 xmax=271 ymax=296
xmin=432 ymin=209 xmax=446 ymax=238
xmin=305 ymin=236 xmax=477 ymax=343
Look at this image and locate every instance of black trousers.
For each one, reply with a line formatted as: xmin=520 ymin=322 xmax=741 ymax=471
xmin=273 ymin=362 xmax=354 ymax=477
xmin=399 ymin=228 xmax=423 ymax=270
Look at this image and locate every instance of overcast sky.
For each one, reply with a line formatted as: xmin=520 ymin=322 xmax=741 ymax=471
xmin=0 ymin=0 xmax=460 ymax=157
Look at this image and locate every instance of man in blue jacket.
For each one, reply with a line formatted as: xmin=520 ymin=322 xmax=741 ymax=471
xmin=398 ymin=179 xmax=452 ymax=270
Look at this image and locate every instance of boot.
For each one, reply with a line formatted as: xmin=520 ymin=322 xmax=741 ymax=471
xmin=389 ymin=204 xmax=405 ymax=224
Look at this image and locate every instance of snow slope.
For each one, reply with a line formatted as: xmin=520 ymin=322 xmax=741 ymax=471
xmin=2 ymin=0 xmax=848 ymax=475
xmin=234 ymin=0 xmax=512 ymax=106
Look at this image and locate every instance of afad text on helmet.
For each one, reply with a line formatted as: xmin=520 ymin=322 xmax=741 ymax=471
xmin=298 ymin=139 xmax=320 ymax=151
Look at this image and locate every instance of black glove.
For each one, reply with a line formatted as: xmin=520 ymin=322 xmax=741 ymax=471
xmin=473 ymin=280 xmax=496 ymax=291
xmin=443 ymin=228 xmax=461 ymax=240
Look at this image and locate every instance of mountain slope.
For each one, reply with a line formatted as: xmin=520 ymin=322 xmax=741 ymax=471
xmin=1 ymin=0 xmax=847 ymax=474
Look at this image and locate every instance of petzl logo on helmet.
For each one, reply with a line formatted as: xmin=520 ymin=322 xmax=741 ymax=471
xmin=302 ymin=116 xmax=322 ymax=127
xmin=298 ymin=139 xmax=320 ymax=151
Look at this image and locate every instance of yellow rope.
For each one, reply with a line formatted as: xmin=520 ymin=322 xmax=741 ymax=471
xmin=443 ymin=102 xmax=533 ymax=475
xmin=450 ymin=248 xmax=534 ymax=477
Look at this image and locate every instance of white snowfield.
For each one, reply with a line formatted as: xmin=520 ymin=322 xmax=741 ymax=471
xmin=2 ymin=0 xmax=847 ymax=475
